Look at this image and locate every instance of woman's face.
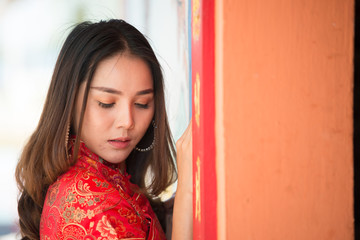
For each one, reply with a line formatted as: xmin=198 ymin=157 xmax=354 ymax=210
xmin=74 ymin=53 xmax=155 ymax=164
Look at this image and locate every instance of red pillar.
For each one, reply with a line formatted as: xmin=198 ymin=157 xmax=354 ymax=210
xmin=191 ymin=0 xmax=217 ymax=239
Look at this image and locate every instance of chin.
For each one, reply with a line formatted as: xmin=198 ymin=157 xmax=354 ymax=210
xmin=105 ymin=153 xmax=129 ymax=164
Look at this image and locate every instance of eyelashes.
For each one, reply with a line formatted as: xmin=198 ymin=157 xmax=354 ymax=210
xmin=135 ymin=103 xmax=149 ymax=109
xmin=98 ymin=102 xmax=114 ymax=109
xmin=97 ymin=101 xmax=149 ymax=109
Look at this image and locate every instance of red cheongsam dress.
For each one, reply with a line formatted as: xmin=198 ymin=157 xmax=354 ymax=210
xmin=40 ymin=141 xmax=166 ymax=240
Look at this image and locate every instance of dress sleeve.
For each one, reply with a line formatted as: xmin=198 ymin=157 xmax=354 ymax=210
xmin=40 ymin=169 xmax=148 ymax=240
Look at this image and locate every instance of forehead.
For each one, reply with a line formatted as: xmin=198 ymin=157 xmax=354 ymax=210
xmin=91 ymin=53 xmax=153 ymax=89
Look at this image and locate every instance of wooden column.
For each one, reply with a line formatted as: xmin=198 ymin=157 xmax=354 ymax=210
xmin=215 ymin=0 xmax=354 ymax=239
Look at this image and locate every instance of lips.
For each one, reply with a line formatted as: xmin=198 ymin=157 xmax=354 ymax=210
xmin=108 ymin=138 xmax=131 ymax=149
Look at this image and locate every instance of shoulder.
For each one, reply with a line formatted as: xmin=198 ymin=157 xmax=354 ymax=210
xmin=42 ymin=163 xmax=119 ymax=217
xmin=44 ymin=163 xmax=115 ymax=205
xmin=40 ymin=163 xmax=148 ymax=239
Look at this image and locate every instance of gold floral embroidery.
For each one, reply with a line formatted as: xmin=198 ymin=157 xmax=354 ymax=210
xmin=66 ymin=191 xmax=76 ymax=203
xmin=87 ymin=209 xmax=95 ymax=219
xmin=93 ymin=178 xmax=109 ymax=188
xmin=87 ymin=199 xmax=94 ymax=206
xmin=46 ymin=181 xmax=60 ymax=206
xmin=96 ymin=215 xmax=125 ymax=240
xmin=40 ymin=141 xmax=166 ymax=239
xmin=63 ymin=206 xmax=75 ymax=223
xmin=73 ymin=207 xmax=87 ymax=222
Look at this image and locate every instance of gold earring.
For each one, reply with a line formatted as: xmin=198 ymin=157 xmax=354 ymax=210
xmin=65 ymin=123 xmax=70 ymax=158
xmin=65 ymin=123 xmax=70 ymax=146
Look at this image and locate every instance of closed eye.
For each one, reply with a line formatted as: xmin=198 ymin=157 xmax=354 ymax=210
xmin=135 ymin=103 xmax=149 ymax=109
xmin=98 ymin=101 xmax=114 ymax=109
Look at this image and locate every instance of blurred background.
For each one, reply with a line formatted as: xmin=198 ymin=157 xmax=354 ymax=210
xmin=0 ymin=0 xmax=190 ymax=238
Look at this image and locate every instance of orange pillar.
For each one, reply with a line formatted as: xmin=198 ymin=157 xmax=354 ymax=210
xmin=215 ymin=0 xmax=354 ymax=239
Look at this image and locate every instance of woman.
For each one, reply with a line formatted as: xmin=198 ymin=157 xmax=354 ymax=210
xmin=15 ymin=19 xmax=192 ymax=240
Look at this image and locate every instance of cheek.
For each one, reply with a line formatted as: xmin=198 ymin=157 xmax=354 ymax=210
xmin=138 ymin=110 xmax=155 ymax=134
xmin=83 ymin=105 xmax=112 ymax=130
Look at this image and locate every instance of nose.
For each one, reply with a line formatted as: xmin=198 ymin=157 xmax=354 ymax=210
xmin=115 ymin=103 xmax=134 ymax=129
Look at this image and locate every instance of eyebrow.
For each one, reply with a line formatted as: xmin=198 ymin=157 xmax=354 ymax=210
xmin=90 ymin=86 xmax=154 ymax=96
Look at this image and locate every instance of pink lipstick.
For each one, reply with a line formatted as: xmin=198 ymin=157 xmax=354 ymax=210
xmin=108 ymin=137 xmax=130 ymax=149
